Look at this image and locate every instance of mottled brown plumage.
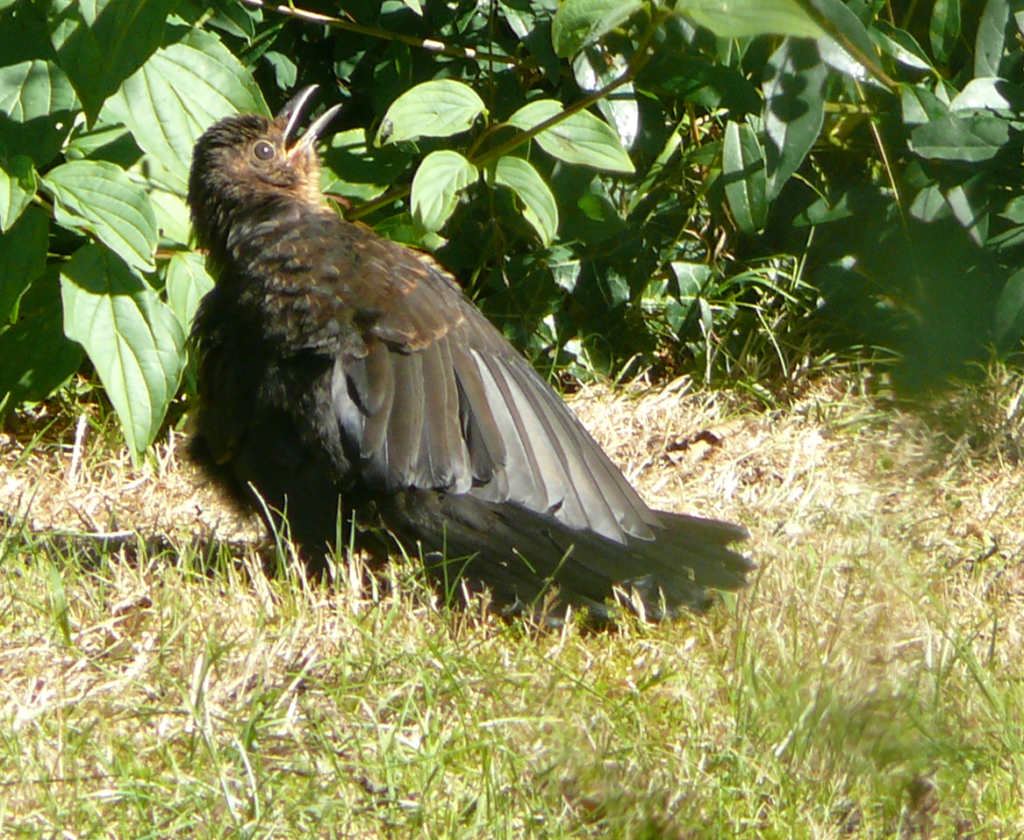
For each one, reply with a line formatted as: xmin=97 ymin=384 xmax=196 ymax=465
xmin=187 ymin=86 xmax=752 ymax=620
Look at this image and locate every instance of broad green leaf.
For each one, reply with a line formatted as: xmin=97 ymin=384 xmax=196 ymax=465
xmin=0 ymin=206 xmax=49 ymax=323
xmin=150 ymin=188 xmax=192 ymax=247
xmin=763 ymin=39 xmax=827 ymax=199
xmin=373 ymin=212 xmax=447 ymax=252
xmin=909 ymin=184 xmax=948 ymax=224
xmin=950 ymin=77 xmax=1024 ymax=114
xmin=551 ymin=0 xmax=642 ymax=58
xmin=377 ymin=80 xmax=486 ymax=145
xmin=63 ymin=119 xmax=137 ymax=164
xmin=975 ymin=0 xmax=1011 ymax=77
xmin=0 ymin=267 xmax=83 ymax=410
xmin=0 ymin=60 xmax=78 ymax=165
xmin=61 ymin=244 xmax=185 ymax=457
xmin=263 ymin=50 xmax=298 ymax=90
xmin=810 ymin=0 xmax=881 ymax=85
xmin=551 ymin=257 xmax=581 ymax=292
xmin=929 ymin=0 xmax=961 ymax=65
xmin=411 ymin=150 xmax=479 ymax=232
xmin=48 ymin=0 xmax=175 ymax=123
xmin=165 ymin=251 xmax=214 ymax=332
xmin=677 ymin=0 xmax=823 ymax=39
xmin=0 ymin=154 xmax=37 ymax=232
xmin=596 ymin=264 xmax=630 ymax=307
xmin=573 ymin=47 xmax=637 ymax=149
xmin=945 ymin=181 xmax=988 ymax=245
xmin=672 ymin=262 xmax=712 ymax=298
xmin=901 ymin=84 xmax=949 ymax=126
xmin=207 ymin=2 xmax=261 ymax=40
xmin=106 ymin=27 xmax=269 ymax=195
xmin=909 ymin=113 xmax=1010 ymax=162
xmin=722 ymin=121 xmax=767 ymax=234
xmin=792 ymin=190 xmax=856 ymax=226
xmin=43 ymin=160 xmax=158 ymax=274
xmin=870 ymin=22 xmax=934 ymax=72
xmin=322 ymin=128 xmax=412 ymax=203
xmin=995 ymin=267 xmax=1024 ymax=351
xmin=508 ymin=100 xmax=635 ymax=173
xmin=494 ymin=156 xmax=559 ymax=246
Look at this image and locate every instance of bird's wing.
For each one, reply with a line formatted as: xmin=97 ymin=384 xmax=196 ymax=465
xmin=297 ymin=214 xmax=661 ymax=544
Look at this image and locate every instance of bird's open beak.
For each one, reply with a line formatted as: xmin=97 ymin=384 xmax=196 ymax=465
xmin=278 ymin=85 xmax=343 ymax=151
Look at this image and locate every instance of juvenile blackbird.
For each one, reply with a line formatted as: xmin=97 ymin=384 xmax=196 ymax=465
xmin=187 ymin=86 xmax=753 ymax=620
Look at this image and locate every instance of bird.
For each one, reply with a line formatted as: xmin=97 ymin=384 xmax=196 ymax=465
xmin=186 ymin=85 xmax=753 ymax=622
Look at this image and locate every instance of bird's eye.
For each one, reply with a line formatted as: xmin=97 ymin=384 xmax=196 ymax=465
xmin=253 ymin=140 xmax=276 ymax=161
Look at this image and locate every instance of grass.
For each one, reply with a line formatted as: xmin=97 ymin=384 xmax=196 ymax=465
xmin=2 ymin=370 xmax=1023 ymax=838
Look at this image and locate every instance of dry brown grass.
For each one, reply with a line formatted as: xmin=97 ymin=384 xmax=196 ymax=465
xmin=2 ymin=371 xmax=1024 ymax=838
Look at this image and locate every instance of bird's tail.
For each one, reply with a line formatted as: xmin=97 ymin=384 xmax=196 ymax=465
xmin=382 ymin=491 xmax=754 ymax=622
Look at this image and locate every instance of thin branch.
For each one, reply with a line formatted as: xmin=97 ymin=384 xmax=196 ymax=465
xmin=238 ymin=0 xmax=520 ymax=66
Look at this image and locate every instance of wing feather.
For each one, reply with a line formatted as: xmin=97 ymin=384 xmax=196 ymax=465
xmin=311 ymin=214 xmax=660 ymax=541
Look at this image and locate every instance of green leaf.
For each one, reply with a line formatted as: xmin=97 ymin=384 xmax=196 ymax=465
xmin=901 ymin=84 xmax=949 ymax=126
xmin=929 ymin=0 xmax=960 ymax=65
xmin=677 ymin=0 xmax=824 ymax=39
xmin=810 ymin=0 xmax=882 ymax=85
xmin=950 ymin=77 xmax=1024 ymax=115
xmin=763 ymin=39 xmax=827 ymax=199
xmin=596 ymin=264 xmax=630 ymax=307
xmin=995 ymin=266 xmax=1024 ymax=352
xmin=909 ymin=184 xmax=948 ymax=224
xmin=508 ymin=100 xmax=635 ymax=173
xmin=60 ymin=244 xmax=185 ymax=457
xmin=47 ymin=0 xmax=176 ymax=123
xmin=322 ymin=128 xmax=412 ymax=203
xmin=908 ymin=113 xmax=1010 ymax=162
xmin=0 ymin=154 xmax=37 ymax=232
xmin=975 ymin=0 xmax=1011 ymax=78
xmin=0 ymin=206 xmax=49 ymax=323
xmin=165 ymin=251 xmax=214 ymax=332
xmin=373 ymin=212 xmax=447 ymax=252
xmin=722 ymin=121 xmax=767 ymax=234
xmin=150 ymin=188 xmax=192 ymax=247
xmin=672 ymin=262 xmax=712 ymax=298
xmin=263 ymin=50 xmax=297 ymax=90
xmin=551 ymin=0 xmax=642 ymax=58
xmin=870 ymin=21 xmax=934 ymax=72
xmin=573 ymin=47 xmax=637 ymax=149
xmin=494 ymin=156 xmax=559 ymax=246
xmin=376 ymin=80 xmax=486 ymax=145
xmin=0 ymin=60 xmax=78 ymax=165
xmin=0 ymin=267 xmax=83 ymax=410
xmin=206 ymin=1 xmax=261 ymax=40
xmin=411 ymin=150 xmax=479 ymax=232
xmin=43 ymin=159 xmax=158 ymax=274
xmin=105 ymin=27 xmax=269 ymax=195
xmin=945 ymin=180 xmax=988 ymax=246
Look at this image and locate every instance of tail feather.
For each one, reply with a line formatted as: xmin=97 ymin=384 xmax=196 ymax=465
xmin=382 ymin=490 xmax=753 ymax=621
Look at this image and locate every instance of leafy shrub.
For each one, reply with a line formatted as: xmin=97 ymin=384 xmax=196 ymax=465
xmin=1 ymin=0 xmax=1023 ymax=456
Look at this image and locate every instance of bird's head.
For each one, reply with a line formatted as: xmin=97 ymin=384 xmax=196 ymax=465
xmin=188 ymin=86 xmax=342 ymax=250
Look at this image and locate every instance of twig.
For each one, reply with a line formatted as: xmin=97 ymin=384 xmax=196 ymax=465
xmin=67 ymin=413 xmax=88 ymax=487
xmin=238 ymin=0 xmax=519 ymax=66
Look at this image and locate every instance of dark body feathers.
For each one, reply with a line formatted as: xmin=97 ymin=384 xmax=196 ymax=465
xmin=187 ymin=89 xmax=753 ymax=621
